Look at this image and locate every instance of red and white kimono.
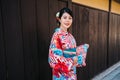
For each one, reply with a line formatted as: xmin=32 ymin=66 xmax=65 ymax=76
xmin=48 ymin=28 xmax=89 ymax=80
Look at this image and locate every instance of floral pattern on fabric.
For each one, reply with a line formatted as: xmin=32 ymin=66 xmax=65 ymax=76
xmin=48 ymin=28 xmax=89 ymax=80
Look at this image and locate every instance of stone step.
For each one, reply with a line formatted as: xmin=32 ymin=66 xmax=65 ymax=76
xmin=91 ymin=61 xmax=120 ymax=80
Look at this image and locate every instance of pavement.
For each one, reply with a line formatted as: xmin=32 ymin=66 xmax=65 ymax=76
xmin=91 ymin=61 xmax=120 ymax=80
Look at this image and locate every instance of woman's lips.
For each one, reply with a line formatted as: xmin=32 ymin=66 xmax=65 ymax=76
xmin=64 ymin=23 xmax=70 ymax=26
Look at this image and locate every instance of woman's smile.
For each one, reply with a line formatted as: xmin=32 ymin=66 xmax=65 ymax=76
xmin=64 ymin=23 xmax=70 ymax=26
xmin=59 ymin=12 xmax=73 ymax=31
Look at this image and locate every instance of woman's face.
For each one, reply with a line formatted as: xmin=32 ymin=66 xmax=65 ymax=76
xmin=59 ymin=12 xmax=73 ymax=31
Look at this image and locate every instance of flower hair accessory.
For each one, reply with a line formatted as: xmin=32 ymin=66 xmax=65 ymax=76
xmin=56 ymin=12 xmax=60 ymax=18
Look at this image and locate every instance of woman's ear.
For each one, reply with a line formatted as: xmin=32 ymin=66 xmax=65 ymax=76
xmin=58 ymin=18 xmax=61 ymax=23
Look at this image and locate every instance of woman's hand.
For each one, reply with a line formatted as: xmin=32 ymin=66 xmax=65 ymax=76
xmin=73 ymin=56 xmax=78 ymax=65
xmin=84 ymin=43 xmax=89 ymax=48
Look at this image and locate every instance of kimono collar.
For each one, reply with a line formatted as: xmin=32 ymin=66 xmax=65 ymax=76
xmin=55 ymin=28 xmax=68 ymax=35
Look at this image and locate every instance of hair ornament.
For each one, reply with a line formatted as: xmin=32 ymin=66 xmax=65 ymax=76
xmin=56 ymin=12 xmax=60 ymax=18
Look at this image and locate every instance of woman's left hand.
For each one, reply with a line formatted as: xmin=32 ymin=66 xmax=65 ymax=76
xmin=84 ymin=43 xmax=89 ymax=48
xmin=73 ymin=56 xmax=78 ymax=65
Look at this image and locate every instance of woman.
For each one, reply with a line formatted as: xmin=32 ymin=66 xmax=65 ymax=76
xmin=48 ymin=7 xmax=89 ymax=80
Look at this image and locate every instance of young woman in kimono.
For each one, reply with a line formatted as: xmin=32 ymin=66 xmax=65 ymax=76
xmin=48 ymin=7 xmax=89 ymax=80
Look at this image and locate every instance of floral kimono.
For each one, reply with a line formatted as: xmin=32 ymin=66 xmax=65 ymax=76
xmin=48 ymin=28 xmax=89 ymax=80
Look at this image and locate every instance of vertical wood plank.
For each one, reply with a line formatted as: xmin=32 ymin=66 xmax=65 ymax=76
xmin=1 ymin=0 xmax=24 ymax=80
xmin=37 ymin=0 xmax=50 ymax=80
xmin=49 ymin=0 xmax=59 ymax=37
xmin=89 ymin=9 xmax=99 ymax=78
xmin=117 ymin=15 xmax=120 ymax=61
xmin=109 ymin=14 xmax=117 ymax=66
xmin=20 ymin=0 xmax=39 ymax=80
xmin=97 ymin=11 xmax=108 ymax=72
xmin=72 ymin=4 xmax=79 ymax=44
xmin=0 ymin=3 xmax=7 ymax=80
xmin=109 ymin=14 xmax=120 ymax=67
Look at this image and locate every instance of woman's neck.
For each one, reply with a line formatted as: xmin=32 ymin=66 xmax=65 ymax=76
xmin=60 ymin=26 xmax=67 ymax=32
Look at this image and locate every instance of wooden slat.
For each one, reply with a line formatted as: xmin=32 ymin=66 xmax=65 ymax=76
xmin=20 ymin=0 xmax=39 ymax=79
xmin=109 ymin=14 xmax=120 ymax=67
xmin=89 ymin=9 xmax=99 ymax=77
xmin=117 ymin=15 xmax=120 ymax=61
xmin=109 ymin=14 xmax=116 ymax=66
xmin=72 ymin=4 xmax=79 ymax=43
xmin=37 ymin=0 xmax=50 ymax=80
xmin=0 ymin=4 xmax=7 ymax=80
xmin=97 ymin=11 xmax=108 ymax=72
xmin=49 ymin=0 xmax=59 ymax=37
xmin=1 ymin=0 xmax=24 ymax=80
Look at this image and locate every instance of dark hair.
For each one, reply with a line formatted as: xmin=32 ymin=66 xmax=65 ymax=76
xmin=59 ymin=7 xmax=73 ymax=18
xmin=56 ymin=7 xmax=73 ymax=26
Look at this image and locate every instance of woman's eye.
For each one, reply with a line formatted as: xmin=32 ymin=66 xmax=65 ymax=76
xmin=63 ymin=16 xmax=67 ymax=19
xmin=69 ymin=17 xmax=72 ymax=20
xmin=63 ymin=16 xmax=72 ymax=20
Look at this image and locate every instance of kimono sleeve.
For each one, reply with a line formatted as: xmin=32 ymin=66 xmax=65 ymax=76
xmin=76 ymin=44 xmax=89 ymax=67
xmin=48 ymin=33 xmax=73 ymax=71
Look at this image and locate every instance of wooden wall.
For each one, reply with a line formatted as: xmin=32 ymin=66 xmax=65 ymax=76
xmin=72 ymin=3 xmax=108 ymax=79
xmin=108 ymin=14 xmax=120 ymax=67
xmin=0 ymin=0 xmax=25 ymax=80
xmin=0 ymin=0 xmax=120 ymax=80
